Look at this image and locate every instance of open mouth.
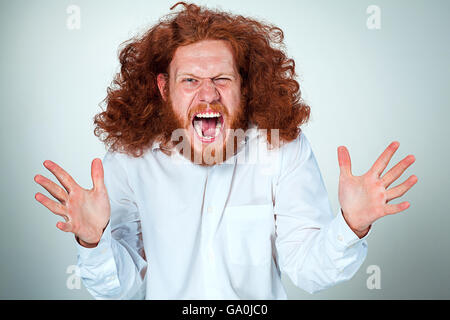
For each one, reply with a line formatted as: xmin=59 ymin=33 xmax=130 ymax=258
xmin=191 ymin=111 xmax=224 ymax=143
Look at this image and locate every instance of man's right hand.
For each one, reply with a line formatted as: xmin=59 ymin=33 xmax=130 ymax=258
xmin=34 ymin=158 xmax=111 ymax=248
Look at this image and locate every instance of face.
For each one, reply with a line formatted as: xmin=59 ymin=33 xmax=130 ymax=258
xmin=157 ymin=40 xmax=247 ymax=165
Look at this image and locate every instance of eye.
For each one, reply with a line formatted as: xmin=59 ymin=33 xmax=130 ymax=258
xmin=213 ymin=77 xmax=231 ymax=85
xmin=182 ymin=78 xmax=198 ymax=84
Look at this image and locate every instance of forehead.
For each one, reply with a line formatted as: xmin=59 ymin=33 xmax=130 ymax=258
xmin=170 ymin=40 xmax=238 ymax=77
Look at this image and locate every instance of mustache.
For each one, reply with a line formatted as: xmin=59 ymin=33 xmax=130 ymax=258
xmin=187 ymin=102 xmax=229 ymax=121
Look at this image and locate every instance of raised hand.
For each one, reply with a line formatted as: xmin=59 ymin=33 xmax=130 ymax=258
xmin=34 ymin=158 xmax=110 ymax=247
xmin=337 ymin=142 xmax=418 ymax=238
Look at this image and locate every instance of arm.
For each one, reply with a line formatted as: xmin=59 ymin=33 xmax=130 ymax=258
xmin=76 ymin=152 xmax=147 ymax=299
xmin=34 ymin=152 xmax=147 ymax=299
xmin=274 ymin=133 xmax=368 ymax=294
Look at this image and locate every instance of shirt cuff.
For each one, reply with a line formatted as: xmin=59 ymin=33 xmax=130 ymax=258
xmin=75 ymin=221 xmax=112 ymax=262
xmin=327 ymin=210 xmax=371 ymax=251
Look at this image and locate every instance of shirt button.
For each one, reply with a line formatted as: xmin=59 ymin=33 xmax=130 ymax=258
xmin=337 ymin=235 xmax=344 ymax=241
xmin=207 ymin=206 xmax=214 ymax=213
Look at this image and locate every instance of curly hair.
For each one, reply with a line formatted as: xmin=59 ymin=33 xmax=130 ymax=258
xmin=94 ymin=2 xmax=311 ymax=157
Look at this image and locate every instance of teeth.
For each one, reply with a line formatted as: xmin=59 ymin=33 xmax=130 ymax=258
xmin=195 ymin=112 xmax=220 ymax=118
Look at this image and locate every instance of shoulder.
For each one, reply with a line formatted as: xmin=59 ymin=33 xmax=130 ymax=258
xmin=102 ymin=148 xmax=150 ymax=178
xmin=103 ymin=147 xmax=152 ymax=166
xmin=103 ymin=150 xmax=130 ymax=169
xmin=279 ymin=130 xmax=313 ymax=167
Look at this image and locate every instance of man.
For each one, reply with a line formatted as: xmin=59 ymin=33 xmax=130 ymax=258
xmin=34 ymin=2 xmax=417 ymax=299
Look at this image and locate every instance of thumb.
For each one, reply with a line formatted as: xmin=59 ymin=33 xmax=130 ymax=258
xmin=91 ymin=158 xmax=105 ymax=190
xmin=337 ymin=146 xmax=352 ymax=177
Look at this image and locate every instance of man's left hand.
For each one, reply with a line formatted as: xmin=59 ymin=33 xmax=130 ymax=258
xmin=337 ymin=141 xmax=418 ymax=238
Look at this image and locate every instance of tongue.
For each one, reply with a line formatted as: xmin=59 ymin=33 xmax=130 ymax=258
xmin=201 ymin=118 xmax=216 ymax=137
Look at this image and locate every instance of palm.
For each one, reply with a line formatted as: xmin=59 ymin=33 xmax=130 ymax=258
xmin=337 ymin=142 xmax=418 ymax=237
xmin=66 ymin=184 xmax=110 ymax=243
xmin=34 ymin=158 xmax=110 ymax=245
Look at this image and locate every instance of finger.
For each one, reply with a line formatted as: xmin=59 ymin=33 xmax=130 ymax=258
xmin=35 ymin=192 xmax=68 ymax=219
xmin=43 ymin=160 xmax=79 ymax=194
xmin=381 ymin=155 xmax=416 ymax=188
xmin=337 ymin=146 xmax=352 ymax=177
xmin=56 ymin=221 xmax=73 ymax=233
xmin=34 ymin=174 xmax=68 ymax=204
xmin=385 ymin=201 xmax=410 ymax=215
xmin=369 ymin=141 xmax=400 ymax=177
xmin=386 ymin=175 xmax=418 ymax=202
xmin=91 ymin=158 xmax=105 ymax=191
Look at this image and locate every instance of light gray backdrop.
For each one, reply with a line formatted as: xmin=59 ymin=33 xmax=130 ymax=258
xmin=1 ymin=0 xmax=449 ymax=299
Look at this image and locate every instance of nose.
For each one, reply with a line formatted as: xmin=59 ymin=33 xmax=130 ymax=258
xmin=197 ymin=78 xmax=220 ymax=104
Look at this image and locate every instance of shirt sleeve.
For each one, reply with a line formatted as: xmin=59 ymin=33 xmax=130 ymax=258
xmin=75 ymin=151 xmax=147 ymax=299
xmin=273 ymin=132 xmax=369 ymax=294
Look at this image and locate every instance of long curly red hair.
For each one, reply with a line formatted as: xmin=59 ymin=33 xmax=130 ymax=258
xmin=94 ymin=2 xmax=311 ymax=157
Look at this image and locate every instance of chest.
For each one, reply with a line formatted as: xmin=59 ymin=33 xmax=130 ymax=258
xmin=128 ymin=156 xmax=277 ymax=235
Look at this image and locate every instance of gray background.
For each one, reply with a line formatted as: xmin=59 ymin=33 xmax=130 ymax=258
xmin=1 ymin=0 xmax=449 ymax=299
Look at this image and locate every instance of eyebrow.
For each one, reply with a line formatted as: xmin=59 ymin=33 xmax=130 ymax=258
xmin=175 ymin=73 xmax=237 ymax=80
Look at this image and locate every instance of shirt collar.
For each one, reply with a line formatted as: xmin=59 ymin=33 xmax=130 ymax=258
xmin=151 ymin=142 xmax=161 ymax=152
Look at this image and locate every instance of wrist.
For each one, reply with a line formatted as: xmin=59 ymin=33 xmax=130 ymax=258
xmin=74 ymin=221 xmax=110 ymax=248
xmin=76 ymin=236 xmax=100 ymax=248
xmin=352 ymin=226 xmax=370 ymax=239
xmin=341 ymin=208 xmax=371 ymax=239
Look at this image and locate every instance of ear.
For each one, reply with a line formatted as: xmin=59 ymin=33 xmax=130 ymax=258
xmin=156 ymin=73 xmax=168 ymax=101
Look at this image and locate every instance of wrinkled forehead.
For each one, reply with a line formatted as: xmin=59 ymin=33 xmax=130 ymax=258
xmin=169 ymin=40 xmax=239 ymax=79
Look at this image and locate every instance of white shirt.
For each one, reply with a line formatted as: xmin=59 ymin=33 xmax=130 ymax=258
xmin=76 ymin=128 xmax=369 ymax=299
